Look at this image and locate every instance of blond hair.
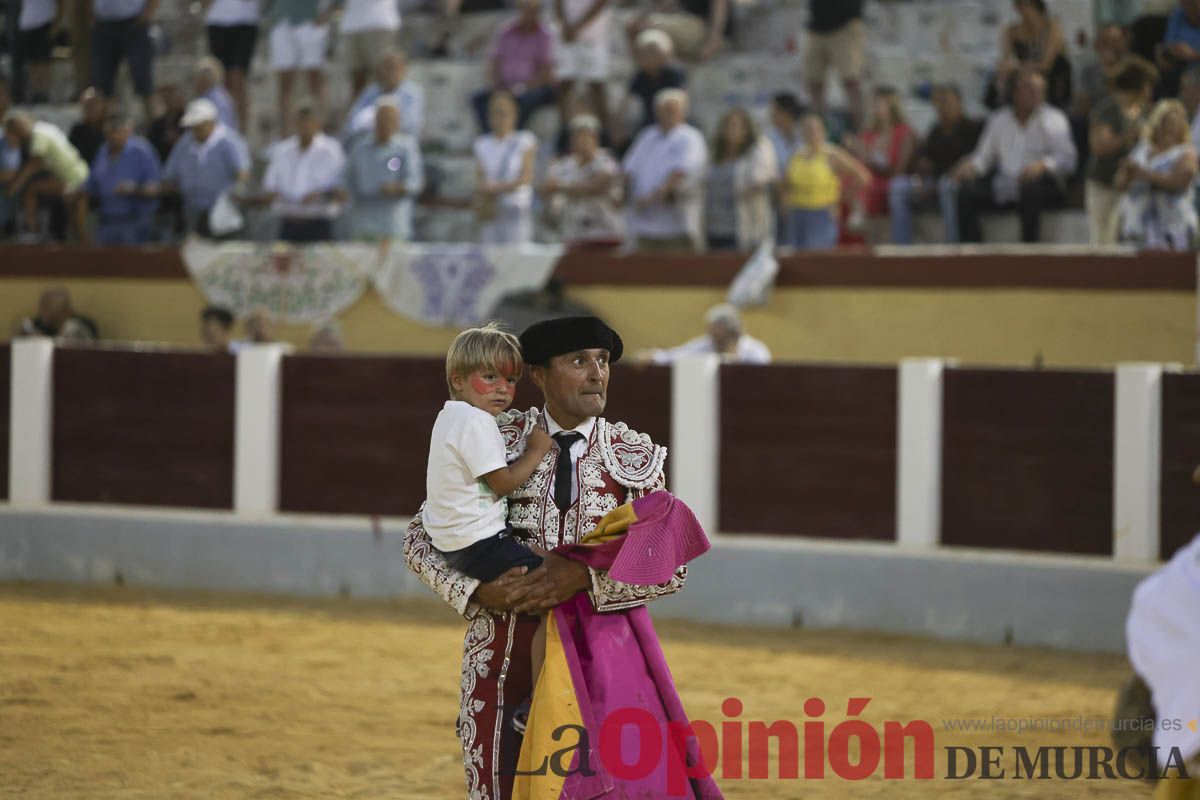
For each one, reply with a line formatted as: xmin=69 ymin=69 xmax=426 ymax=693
xmin=445 ymin=322 xmax=523 ymax=398
xmin=1145 ymin=99 xmax=1190 ymax=148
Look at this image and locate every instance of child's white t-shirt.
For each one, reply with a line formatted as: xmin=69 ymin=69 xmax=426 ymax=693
xmin=424 ymin=400 xmax=510 ymax=552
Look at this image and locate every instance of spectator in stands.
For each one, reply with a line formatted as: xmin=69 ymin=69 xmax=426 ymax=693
xmin=203 ymin=0 xmax=259 ymax=138
xmin=18 ymin=287 xmax=99 ymax=338
xmin=262 ymin=106 xmax=347 ymax=242
xmin=765 ymin=93 xmax=806 ymax=185
xmin=147 ymin=84 xmax=186 ymax=162
xmin=346 ymin=98 xmax=423 ymax=242
xmin=646 ymin=304 xmax=771 ymax=364
xmin=308 ymin=319 xmax=345 ymax=352
xmin=3 ymin=111 xmax=91 ymax=242
xmin=1086 ymin=56 xmax=1156 ymax=245
xmin=805 ymin=0 xmax=866 ymax=127
xmin=780 ymin=112 xmax=870 ymax=250
xmin=615 ymin=29 xmax=685 ymax=150
xmin=622 ymin=88 xmax=707 ymax=251
xmin=1181 ymin=65 xmax=1200 ymax=149
xmin=194 ymin=57 xmax=239 ymax=131
xmin=91 ymin=0 xmax=157 ymax=121
xmin=0 ymin=74 xmax=18 ymax=235
xmin=951 ymin=68 xmax=1077 ymax=244
xmin=1159 ymin=0 xmax=1200 ymax=97
xmin=1075 ymin=23 xmax=1129 ymax=118
xmin=162 ymin=98 xmax=251 ymax=237
xmin=17 ymin=0 xmax=61 ymax=103
xmin=540 ymin=114 xmax=623 ymax=244
xmin=331 ymin=0 xmax=401 ymax=100
xmin=888 ymin=84 xmax=984 ymax=245
xmin=555 ymin=0 xmax=612 ymax=135
xmin=470 ymin=0 xmax=556 ymax=133
xmin=846 ymin=86 xmax=916 ymax=224
xmin=67 ymin=0 xmax=94 ymax=99
xmin=68 ymin=87 xmax=108 ymax=166
xmin=84 ymin=111 xmax=161 ymax=244
xmin=990 ymin=0 xmax=1072 ymax=111
xmin=244 ymin=308 xmax=274 ymax=343
xmin=268 ymin=0 xmax=331 ymax=137
xmin=472 ymin=91 xmax=537 ymax=244
xmin=200 ymin=306 xmax=236 ymax=352
xmin=704 ymin=107 xmax=777 ymax=251
xmin=1115 ymin=98 xmax=1199 ymax=249
xmin=625 ymin=0 xmax=729 ymax=63
xmin=343 ymin=51 xmax=424 ymax=143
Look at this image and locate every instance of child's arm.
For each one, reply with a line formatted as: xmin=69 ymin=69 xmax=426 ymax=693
xmin=481 ymin=427 xmax=554 ymax=497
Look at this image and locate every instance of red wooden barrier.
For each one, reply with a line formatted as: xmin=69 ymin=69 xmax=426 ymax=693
xmin=1160 ymin=372 xmax=1200 ymax=560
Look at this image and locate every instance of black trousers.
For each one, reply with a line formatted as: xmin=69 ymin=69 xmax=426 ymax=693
xmin=956 ymin=174 xmax=1065 ymax=244
xmin=278 ymin=217 xmax=334 ymax=243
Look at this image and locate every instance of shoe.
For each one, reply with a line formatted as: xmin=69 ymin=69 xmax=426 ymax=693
xmin=511 ymin=698 xmax=531 ymax=735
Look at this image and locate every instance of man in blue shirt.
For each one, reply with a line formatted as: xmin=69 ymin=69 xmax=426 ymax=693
xmin=92 ymin=0 xmax=157 ymax=119
xmin=342 ymin=51 xmax=425 ymax=146
xmin=85 ymin=111 xmax=162 ymax=244
xmin=346 ymin=97 xmax=423 ymax=241
xmin=162 ymin=98 xmax=251 ymax=237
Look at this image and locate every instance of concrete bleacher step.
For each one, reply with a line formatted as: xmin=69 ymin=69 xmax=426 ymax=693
xmin=910 ymin=210 xmax=1090 ymax=247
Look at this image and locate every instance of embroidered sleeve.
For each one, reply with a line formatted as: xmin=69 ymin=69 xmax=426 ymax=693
xmin=402 ymin=506 xmax=483 ymax=619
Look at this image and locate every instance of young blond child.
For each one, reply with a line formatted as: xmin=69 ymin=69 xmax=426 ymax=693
xmin=425 ymin=322 xmax=553 ymax=732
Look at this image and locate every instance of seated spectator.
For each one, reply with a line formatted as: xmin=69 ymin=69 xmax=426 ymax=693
xmin=472 ymin=91 xmax=537 ymax=244
xmin=203 ymin=0 xmax=260 ymax=135
xmin=3 ymin=111 xmax=91 ymax=241
xmin=846 ymin=86 xmax=916 ymax=221
xmin=625 ymin=0 xmax=730 ymax=63
xmin=704 ymin=107 xmax=777 ymax=251
xmin=92 ymin=0 xmax=157 ymax=120
xmin=1086 ymin=56 xmax=1156 ymax=245
xmin=194 ymin=57 xmax=239 ymax=131
xmin=554 ymin=0 xmax=612 ymax=134
xmin=780 ymin=112 xmax=870 ymax=250
xmin=200 ymin=305 xmax=236 ymax=353
xmin=332 ymin=0 xmax=401 ymax=100
xmin=990 ymin=0 xmax=1072 ymax=111
xmin=147 ymin=84 xmax=187 ymax=162
xmin=888 ymin=84 xmax=984 ymax=245
xmin=261 ymin=106 xmax=347 ymax=243
xmin=1075 ymin=23 xmax=1129 ymax=119
xmin=162 ymin=98 xmax=251 ymax=237
xmin=1159 ymin=0 xmax=1200 ymax=97
xmin=805 ymin=0 xmax=866 ymax=126
xmin=616 ymin=29 xmax=685 ymax=150
xmin=540 ymin=114 xmax=623 ymax=244
xmin=343 ymin=51 xmax=424 ymax=143
xmin=622 ymin=88 xmax=707 ymax=251
xmin=1115 ymin=98 xmax=1199 ymax=249
xmin=267 ymin=0 xmax=331 ymax=136
xmin=68 ymin=87 xmax=108 ymax=166
xmin=17 ymin=0 xmax=61 ymax=103
xmin=470 ymin=0 xmax=555 ymax=133
xmin=951 ymin=69 xmax=1078 ymax=244
xmin=346 ymin=98 xmax=424 ymax=242
xmin=84 ymin=111 xmax=162 ymax=244
xmin=17 ymin=287 xmax=99 ymax=338
xmin=646 ymin=304 xmax=770 ymax=364
xmin=308 ymin=319 xmax=345 ymax=352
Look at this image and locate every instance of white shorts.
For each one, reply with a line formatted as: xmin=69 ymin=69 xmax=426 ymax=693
xmin=555 ymin=35 xmax=610 ymax=82
xmin=270 ymin=21 xmax=329 ymax=71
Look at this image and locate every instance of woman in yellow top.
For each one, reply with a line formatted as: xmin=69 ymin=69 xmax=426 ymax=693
xmin=781 ymin=113 xmax=870 ymax=250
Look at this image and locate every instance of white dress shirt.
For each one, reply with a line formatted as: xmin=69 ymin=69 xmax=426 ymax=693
xmin=622 ymin=122 xmax=708 ymax=240
xmin=263 ymin=133 xmax=347 ymax=219
xmin=969 ymin=104 xmax=1078 ymax=204
xmin=651 ymin=333 xmax=772 ymax=364
xmin=543 ymin=407 xmax=595 ymax=507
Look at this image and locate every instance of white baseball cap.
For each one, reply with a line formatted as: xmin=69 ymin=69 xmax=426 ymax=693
xmin=180 ymin=98 xmax=219 ymax=127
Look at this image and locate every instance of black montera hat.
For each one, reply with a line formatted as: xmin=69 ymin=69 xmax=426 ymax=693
xmin=519 ymin=316 xmax=624 ymax=366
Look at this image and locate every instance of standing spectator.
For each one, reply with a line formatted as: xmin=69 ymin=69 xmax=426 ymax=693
xmin=991 ymin=0 xmax=1072 ymax=111
xmin=3 ymin=111 xmax=91 ymax=241
xmin=780 ymin=112 xmax=870 ymax=249
xmin=1086 ymin=55 xmax=1156 ymax=245
xmin=1182 ymin=65 xmax=1200 ymax=151
xmin=555 ymin=0 xmax=612 ymax=134
xmin=1159 ymin=0 xmax=1200 ymax=97
xmin=625 ymin=0 xmax=730 ymax=63
xmin=951 ymin=69 xmax=1078 ymax=244
xmin=91 ymin=0 xmax=157 ymax=120
xmin=203 ymin=0 xmax=259 ymax=137
xmin=194 ymin=57 xmax=239 ymax=131
xmin=805 ymin=0 xmax=866 ymax=127
xmin=162 ymin=98 xmax=251 ymax=236
xmin=200 ymin=305 xmax=235 ymax=353
xmin=343 ymin=51 xmax=424 ymax=142
xmin=622 ymin=88 xmax=707 ymax=251
xmin=470 ymin=0 xmax=556 ymax=133
xmin=268 ymin=0 xmax=331 ymax=137
xmin=0 ymin=74 xmax=19 ymax=234
xmin=888 ymin=84 xmax=984 ymax=245
xmin=541 ymin=114 xmax=623 ymax=244
xmin=147 ymin=84 xmax=186 ymax=162
xmin=17 ymin=0 xmax=62 ymax=103
xmin=332 ymin=0 xmax=401 ymax=100
xmin=346 ymin=98 xmax=423 ymax=241
xmin=472 ymin=91 xmax=537 ymax=244
xmin=616 ymin=29 xmax=684 ymax=149
xmin=846 ymin=86 xmax=916 ymax=221
xmin=68 ymin=87 xmax=108 ymax=166
xmin=646 ymin=303 xmax=771 ymax=364
xmin=84 ymin=111 xmax=161 ymax=243
xmin=243 ymin=308 xmax=274 ymax=343
xmin=704 ymin=107 xmax=777 ymax=251
xmin=1075 ymin=23 xmax=1129 ymax=118
xmin=261 ymin=106 xmax=347 ymax=242
xmin=1115 ymin=99 xmax=1199 ymax=250
xmin=67 ymin=0 xmax=95 ymax=98
xmin=765 ymin=92 xmax=806 ymax=184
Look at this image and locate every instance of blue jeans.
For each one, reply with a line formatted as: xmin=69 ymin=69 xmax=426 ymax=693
xmin=783 ymin=207 xmax=838 ymax=250
xmin=96 ymin=218 xmax=154 ymax=244
xmin=887 ymin=175 xmax=960 ymax=245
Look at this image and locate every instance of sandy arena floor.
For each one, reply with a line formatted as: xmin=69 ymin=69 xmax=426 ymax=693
xmin=0 ymin=582 xmax=1149 ymax=799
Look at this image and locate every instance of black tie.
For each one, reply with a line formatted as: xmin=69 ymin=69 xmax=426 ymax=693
xmin=553 ymin=432 xmax=583 ymax=511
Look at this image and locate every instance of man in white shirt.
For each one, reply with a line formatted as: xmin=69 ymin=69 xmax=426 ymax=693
xmin=260 ymin=106 xmax=347 ymax=242
xmin=950 ymin=68 xmax=1078 ymax=244
xmin=622 ymin=87 xmax=708 ymax=252
xmin=646 ymin=303 xmax=771 ymax=364
xmin=555 ymin=0 xmax=612 ymax=134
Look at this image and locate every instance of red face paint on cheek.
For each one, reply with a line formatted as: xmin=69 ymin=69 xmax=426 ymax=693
xmin=470 ymin=374 xmax=500 ymax=395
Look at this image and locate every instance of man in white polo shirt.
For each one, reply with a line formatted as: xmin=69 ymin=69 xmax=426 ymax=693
xmin=260 ymin=106 xmax=347 ymax=241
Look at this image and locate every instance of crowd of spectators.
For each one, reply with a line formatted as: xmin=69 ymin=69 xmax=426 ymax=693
xmin=1 ymin=0 xmax=1200 ymax=250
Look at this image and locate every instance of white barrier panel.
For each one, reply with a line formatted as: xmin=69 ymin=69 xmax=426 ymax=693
xmin=896 ymin=358 xmax=946 ymax=549
xmin=234 ymin=344 xmax=290 ymax=515
xmin=1113 ymin=363 xmax=1172 ymax=563
xmin=670 ymin=355 xmax=720 ymax=537
xmin=9 ymin=339 xmax=54 ymax=505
